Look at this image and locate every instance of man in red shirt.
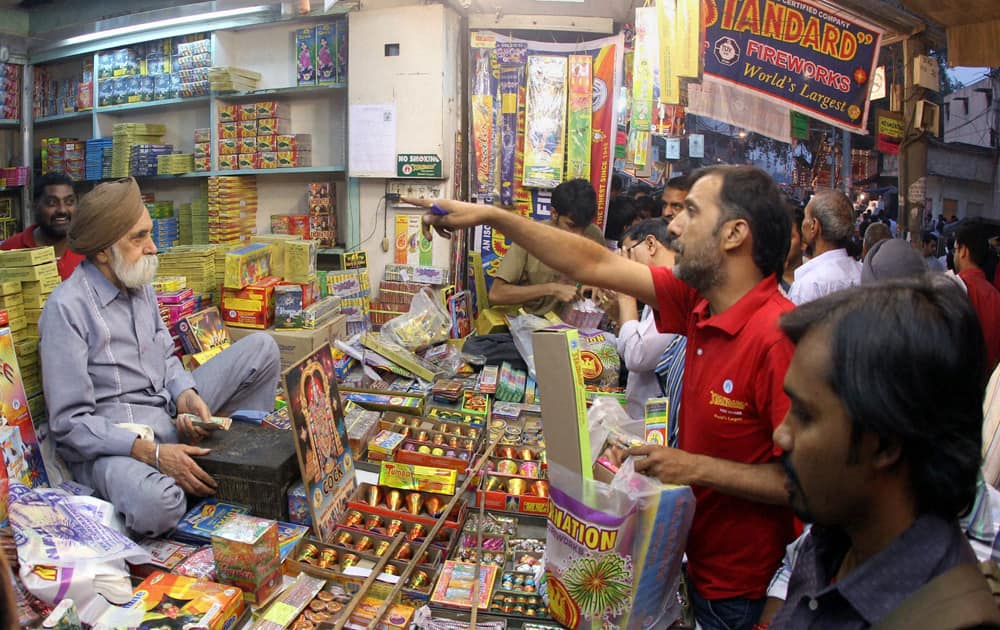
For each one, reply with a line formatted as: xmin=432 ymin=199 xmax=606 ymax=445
xmin=414 ymin=165 xmax=795 ymax=630
xmin=954 ymin=219 xmax=1000 ymax=372
xmin=2 ymin=172 xmax=84 ymax=279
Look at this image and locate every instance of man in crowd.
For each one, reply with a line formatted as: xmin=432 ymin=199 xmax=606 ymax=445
xmin=39 ymin=178 xmax=281 ymax=537
xmin=780 ymin=202 xmax=805 ymax=294
xmin=661 ymin=174 xmax=691 ymax=222
xmin=954 ymin=218 xmax=1000 ymax=372
xmin=2 ymin=172 xmax=85 ymax=279
xmin=415 ymin=165 xmax=795 ymax=630
xmin=787 ymin=190 xmax=861 ymax=305
xmin=489 ymin=178 xmax=605 ymax=316
xmin=615 ymin=218 xmax=680 ymax=420
xmin=770 ymin=279 xmax=1000 ymax=628
xmin=920 ymin=230 xmax=947 ymax=272
xmin=861 ymin=222 xmax=891 ymax=260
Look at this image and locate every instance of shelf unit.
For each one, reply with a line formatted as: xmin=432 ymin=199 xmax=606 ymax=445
xmin=25 ymin=17 xmax=355 ymax=249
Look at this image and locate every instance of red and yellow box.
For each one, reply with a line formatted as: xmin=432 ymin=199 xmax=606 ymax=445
xmin=238 ymin=137 xmax=257 ymax=154
xmin=221 ymin=277 xmax=280 ymax=329
xmin=218 ymin=138 xmax=239 ymax=155
xmin=238 ymin=120 xmax=257 ymax=137
xmin=258 ymin=152 xmax=279 ymax=169
xmin=217 ymin=155 xmax=238 ymax=170
xmin=257 ymin=117 xmax=290 ymax=136
xmin=237 ymin=153 xmax=260 ymax=170
xmin=239 ymin=103 xmax=257 ymax=120
xmin=218 ymin=122 xmax=239 ymax=139
xmin=211 ymin=514 xmax=282 ymax=606
xmin=288 ymin=214 xmax=310 ymax=239
xmin=127 ymin=571 xmax=245 ymax=630
xmin=277 ymin=150 xmax=310 ymax=168
xmin=219 ymin=103 xmax=241 ymax=123
xmin=254 ymin=100 xmax=289 ymax=119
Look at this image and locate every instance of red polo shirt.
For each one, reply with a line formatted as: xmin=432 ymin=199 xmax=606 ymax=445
xmin=1 ymin=225 xmax=84 ymax=280
xmin=960 ymin=268 xmax=1000 ymax=372
xmin=652 ymin=266 xmax=795 ymax=600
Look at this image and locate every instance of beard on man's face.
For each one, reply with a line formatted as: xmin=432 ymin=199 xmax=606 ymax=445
xmin=110 ymin=246 xmax=159 ymax=289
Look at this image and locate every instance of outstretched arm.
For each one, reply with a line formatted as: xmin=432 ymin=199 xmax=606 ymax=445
xmin=411 ymin=198 xmax=659 ymax=306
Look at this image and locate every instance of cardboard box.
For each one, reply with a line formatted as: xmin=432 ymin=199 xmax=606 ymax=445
xmin=0 ymin=262 xmax=58 ymax=283
xmin=532 ymin=328 xmax=592 ymax=481
xmin=126 ymin=571 xmax=245 ymax=630
xmin=220 ymin=277 xmax=280 ymax=329
xmin=224 ymin=243 xmax=272 ymax=289
xmin=211 ymin=514 xmax=281 ymax=605
xmin=227 ymin=313 xmax=347 ymax=370
xmin=0 ymin=247 xmax=54 ymax=267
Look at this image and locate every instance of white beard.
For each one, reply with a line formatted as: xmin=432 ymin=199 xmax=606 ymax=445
xmin=110 ymin=245 xmax=158 ymax=289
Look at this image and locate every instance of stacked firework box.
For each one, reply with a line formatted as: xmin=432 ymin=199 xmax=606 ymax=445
xmin=156 ymin=245 xmax=220 ymax=305
xmin=40 ymin=138 xmax=85 ymax=181
xmin=144 ymin=197 xmax=178 ymax=250
xmin=111 ymin=122 xmax=166 ymax=178
xmin=193 ymin=127 xmax=211 ymax=172
xmin=85 ymin=138 xmax=113 ymax=180
xmin=208 ymin=175 xmax=257 ymax=244
xmin=307 ymin=182 xmax=336 ymax=247
xmin=217 ymin=100 xmax=311 ymax=171
xmin=129 ymin=143 xmax=173 ymax=177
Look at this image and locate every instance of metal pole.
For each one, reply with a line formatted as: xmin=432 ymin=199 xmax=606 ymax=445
xmin=842 ymin=128 xmax=852 ymax=195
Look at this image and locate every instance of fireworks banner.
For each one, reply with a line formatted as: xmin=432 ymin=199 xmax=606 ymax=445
xmin=702 ymin=0 xmax=883 ymax=132
xmin=523 ymin=55 xmax=569 ymax=189
xmin=566 ymin=55 xmax=593 ymax=180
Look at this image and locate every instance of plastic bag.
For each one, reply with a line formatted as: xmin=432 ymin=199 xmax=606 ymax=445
xmin=544 ymin=398 xmax=695 ymax=630
xmin=9 ymin=483 xmax=150 ymax=625
xmin=506 ymin=311 xmax=553 ymax=379
xmin=382 ymin=287 xmax=452 ymax=351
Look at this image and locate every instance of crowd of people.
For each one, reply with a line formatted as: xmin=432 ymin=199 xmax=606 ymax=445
xmin=415 ymin=165 xmax=1000 ymax=630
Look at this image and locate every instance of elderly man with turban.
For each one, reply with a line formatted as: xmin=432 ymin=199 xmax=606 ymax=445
xmin=39 ymin=178 xmax=281 ymax=537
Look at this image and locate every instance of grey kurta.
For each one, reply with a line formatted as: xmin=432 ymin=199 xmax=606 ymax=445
xmin=39 ymin=260 xmax=280 ymax=536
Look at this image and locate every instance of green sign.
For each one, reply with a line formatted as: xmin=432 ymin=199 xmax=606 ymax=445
xmin=791 ymin=112 xmax=809 ymax=140
xmin=397 ymin=154 xmax=442 ymax=178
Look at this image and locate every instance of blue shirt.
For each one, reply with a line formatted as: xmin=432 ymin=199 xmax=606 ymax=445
xmin=771 ymin=514 xmax=977 ymax=629
xmin=39 ymin=260 xmax=194 ymax=464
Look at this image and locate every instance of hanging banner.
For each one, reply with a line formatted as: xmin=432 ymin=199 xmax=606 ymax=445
xmin=498 ymin=43 xmax=528 ymax=206
xmin=702 ymin=0 xmax=883 ymax=133
xmin=689 ymin=133 xmax=704 ymax=158
xmin=523 ymin=55 xmax=568 ymax=189
xmin=688 ymin=75 xmax=792 ymax=143
xmin=665 ymin=137 xmax=681 ymax=160
xmin=633 ymin=7 xmax=657 ymax=129
xmin=470 ymin=45 xmax=497 ymax=198
xmin=675 ymin=0 xmax=702 ymax=78
xmin=566 ymin=55 xmax=593 ymax=180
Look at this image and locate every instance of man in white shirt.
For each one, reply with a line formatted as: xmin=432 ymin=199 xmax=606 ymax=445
xmin=787 ymin=190 xmax=861 ymax=305
xmin=615 ymin=218 xmax=679 ymax=419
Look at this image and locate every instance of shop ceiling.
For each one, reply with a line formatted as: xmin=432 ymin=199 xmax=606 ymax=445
xmin=0 ymin=0 xmax=946 ymax=60
xmin=900 ymin=0 xmax=1000 ymax=66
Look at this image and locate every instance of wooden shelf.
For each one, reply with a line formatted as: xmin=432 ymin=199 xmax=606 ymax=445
xmin=94 ymin=95 xmax=211 ymax=114
xmin=0 ymin=119 xmax=20 ymax=128
xmin=35 ymin=111 xmax=92 ymax=125
xmin=214 ymin=166 xmax=346 ymax=176
xmin=213 ymin=84 xmax=346 ymax=101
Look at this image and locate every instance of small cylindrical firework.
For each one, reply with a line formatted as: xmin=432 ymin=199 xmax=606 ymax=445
xmin=344 ymin=510 xmax=363 ymax=528
xmin=519 ymin=448 xmax=534 ymax=461
xmin=406 ymin=492 xmax=424 ymax=515
xmin=468 ymin=428 xmax=479 ymax=439
xmin=445 ymin=449 xmax=457 ymax=458
xmin=409 ymin=417 xmax=422 ymax=428
xmin=319 ymin=547 xmax=338 ymax=569
xmin=530 ymin=480 xmax=549 ymax=498
xmin=498 ymin=446 xmax=516 ymax=459
xmin=424 ymin=496 xmax=443 ymax=517
xmin=341 ymin=553 xmax=359 ymax=569
xmin=417 ymin=430 xmax=429 ymax=442
xmin=386 ymin=519 xmax=403 ymax=537
xmin=394 ymin=542 xmax=413 ymax=560
xmin=383 ymin=564 xmax=399 ymax=576
xmin=374 ymin=540 xmax=391 ymax=557
xmin=431 ymin=447 xmax=445 ymax=456
xmin=297 ymin=543 xmax=320 ymax=563
xmin=335 ymin=531 xmax=353 ymax=547
xmin=355 ymin=535 xmax=373 ymax=552
xmin=497 ymin=459 xmax=518 ymax=475
xmin=432 ymin=433 xmax=445 ymax=445
xmin=393 ymin=415 xmax=407 ymax=424
xmin=364 ymin=514 xmax=383 ymax=531
xmin=408 ymin=570 xmax=430 ymax=589
xmin=463 ymin=439 xmax=475 ymax=450
xmin=407 ymin=523 xmax=426 ymax=541
xmin=386 ymin=489 xmax=403 ymax=511
xmin=484 ymin=476 xmax=501 ymax=492
xmin=447 ymin=436 xmax=459 ymax=448
xmin=366 ymin=485 xmax=381 ymax=506
xmin=399 ymin=427 xmax=411 ymax=438
xmin=518 ymin=461 xmax=539 ymax=478
xmin=507 ymin=477 xmax=526 ymax=495
xmin=416 ymin=550 xmax=431 ymax=565
xmin=417 ymin=445 xmax=432 ymax=454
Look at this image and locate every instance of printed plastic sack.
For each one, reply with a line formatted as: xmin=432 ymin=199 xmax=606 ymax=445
xmin=506 ymin=311 xmax=553 ymax=379
xmin=544 ymin=400 xmax=695 ymax=629
xmin=382 ymin=287 xmax=452 ymax=351
xmin=9 ymin=482 xmax=150 ymax=625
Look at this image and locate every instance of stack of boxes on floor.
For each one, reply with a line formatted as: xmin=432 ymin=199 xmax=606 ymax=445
xmin=157 ymin=245 xmax=222 ymax=307
xmin=217 ymin=100 xmax=311 ymax=171
xmin=370 ymin=264 xmax=449 ymax=331
xmin=153 ymin=277 xmax=201 ymax=358
xmin=222 ymin=234 xmax=347 ymax=371
xmin=0 ymin=199 xmax=17 ymax=242
xmin=320 ymin=252 xmax=372 ymax=337
xmin=0 ymin=247 xmax=63 ymax=454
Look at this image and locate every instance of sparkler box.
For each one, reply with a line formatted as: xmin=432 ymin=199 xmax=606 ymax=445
xmin=126 ymin=571 xmax=245 ymax=630
xmin=211 ymin=514 xmax=282 ymax=606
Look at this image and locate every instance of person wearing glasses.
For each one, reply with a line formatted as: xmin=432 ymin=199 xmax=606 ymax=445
xmin=489 ymin=178 xmax=606 ymax=316
xmin=39 ymin=178 xmax=281 ymax=537
xmin=2 ymin=172 xmax=85 ymax=279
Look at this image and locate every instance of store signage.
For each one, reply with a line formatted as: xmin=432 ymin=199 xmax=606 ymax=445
xmin=396 ymin=154 xmax=442 ymax=178
xmin=791 ymin=111 xmax=809 ymax=140
xmin=875 ymin=109 xmax=903 ymax=155
xmin=689 ymin=134 xmax=704 ymax=158
xmin=665 ymin=137 xmax=681 ymax=160
xmin=703 ymin=0 xmax=883 ymax=132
